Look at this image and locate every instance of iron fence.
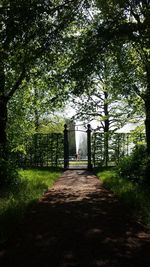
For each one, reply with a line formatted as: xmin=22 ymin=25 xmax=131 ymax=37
xmin=16 ymin=133 xmax=64 ymax=168
xmin=12 ymin=130 xmax=146 ymax=169
xmin=92 ymin=132 xmax=146 ymax=167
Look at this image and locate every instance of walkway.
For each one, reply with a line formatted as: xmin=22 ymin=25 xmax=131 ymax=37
xmin=1 ymin=170 xmax=150 ymax=267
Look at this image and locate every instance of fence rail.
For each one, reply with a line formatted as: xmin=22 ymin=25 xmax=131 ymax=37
xmin=92 ymin=132 xmax=146 ymax=167
xmin=16 ymin=133 xmax=64 ymax=168
xmin=12 ymin=131 xmax=146 ymax=169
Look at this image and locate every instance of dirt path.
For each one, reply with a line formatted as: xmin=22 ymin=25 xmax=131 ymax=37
xmin=1 ymin=170 xmax=150 ymax=267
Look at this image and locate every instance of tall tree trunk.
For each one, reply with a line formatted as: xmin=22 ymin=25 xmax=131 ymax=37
xmin=0 ymin=96 xmax=8 ymax=159
xmin=104 ymin=91 xmax=109 ymax=167
xmin=145 ymin=96 xmax=150 ymax=155
xmin=0 ymin=62 xmax=8 ymax=159
xmin=104 ymin=129 xmax=109 ymax=167
xmin=144 ymin=63 xmax=150 ymax=155
xmin=143 ymin=63 xmax=150 ymax=184
xmin=144 ymin=95 xmax=150 ymax=184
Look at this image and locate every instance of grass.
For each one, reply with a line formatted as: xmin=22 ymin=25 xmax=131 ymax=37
xmin=95 ymin=168 xmax=150 ymax=228
xmin=0 ymin=167 xmax=62 ymax=244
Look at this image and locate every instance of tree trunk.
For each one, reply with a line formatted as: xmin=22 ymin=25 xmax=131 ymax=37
xmin=0 ymin=96 xmax=8 ymax=159
xmin=145 ymin=97 xmax=150 ymax=155
xmin=104 ymin=91 xmax=109 ymax=167
xmin=143 ymin=61 xmax=150 ymax=183
xmin=104 ymin=131 xmax=109 ymax=167
xmin=144 ymin=95 xmax=150 ymax=184
xmin=144 ymin=62 xmax=150 ymax=156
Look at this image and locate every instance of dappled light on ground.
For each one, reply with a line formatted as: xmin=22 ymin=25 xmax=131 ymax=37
xmin=0 ymin=170 xmax=150 ymax=267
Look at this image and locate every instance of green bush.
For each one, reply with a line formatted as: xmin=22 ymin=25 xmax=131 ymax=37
xmin=0 ymin=158 xmax=20 ymax=188
xmin=117 ymin=144 xmax=147 ymax=184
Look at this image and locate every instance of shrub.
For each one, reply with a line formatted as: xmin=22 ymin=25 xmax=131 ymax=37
xmin=0 ymin=158 xmax=20 ymax=188
xmin=117 ymin=144 xmax=147 ymax=184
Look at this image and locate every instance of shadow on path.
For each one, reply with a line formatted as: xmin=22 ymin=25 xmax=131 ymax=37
xmin=0 ymin=170 xmax=150 ymax=267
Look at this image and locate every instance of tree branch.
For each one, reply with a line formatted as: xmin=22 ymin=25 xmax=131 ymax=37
xmin=7 ymin=66 xmax=26 ymax=100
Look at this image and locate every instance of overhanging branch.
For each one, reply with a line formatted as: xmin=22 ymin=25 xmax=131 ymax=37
xmin=7 ymin=66 xmax=26 ymax=101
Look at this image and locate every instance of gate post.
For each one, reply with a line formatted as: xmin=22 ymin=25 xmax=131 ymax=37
xmin=87 ymin=124 xmax=92 ymax=171
xmin=64 ymin=124 xmax=69 ymax=169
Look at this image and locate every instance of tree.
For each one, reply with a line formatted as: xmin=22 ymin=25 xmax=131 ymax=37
xmin=7 ymin=79 xmax=66 ymax=154
xmin=0 ymin=0 xmax=85 ymax=159
xmin=70 ymin=55 xmax=136 ymax=166
xmin=67 ymin=1 xmax=149 ymax=145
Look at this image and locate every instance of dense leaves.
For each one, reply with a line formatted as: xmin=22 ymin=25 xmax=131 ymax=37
xmin=0 ymin=0 xmax=87 ymax=182
xmin=66 ymin=0 xmax=149 ymax=153
xmin=117 ymin=144 xmax=150 ymax=185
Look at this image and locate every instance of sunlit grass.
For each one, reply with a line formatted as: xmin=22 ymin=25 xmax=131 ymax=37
xmin=96 ymin=168 xmax=150 ymax=228
xmin=18 ymin=168 xmax=61 ymax=196
xmin=69 ymin=161 xmax=88 ymax=165
xmin=0 ymin=168 xmax=61 ymax=243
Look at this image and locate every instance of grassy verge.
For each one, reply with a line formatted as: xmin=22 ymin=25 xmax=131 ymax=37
xmin=95 ymin=168 xmax=150 ymax=228
xmin=0 ymin=167 xmax=62 ymax=244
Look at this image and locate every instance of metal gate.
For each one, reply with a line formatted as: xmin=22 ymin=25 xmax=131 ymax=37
xmin=64 ymin=124 xmax=92 ymax=170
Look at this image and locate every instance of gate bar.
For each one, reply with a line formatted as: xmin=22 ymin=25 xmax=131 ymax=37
xmin=64 ymin=124 xmax=69 ymax=169
xmin=87 ymin=124 xmax=92 ymax=170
